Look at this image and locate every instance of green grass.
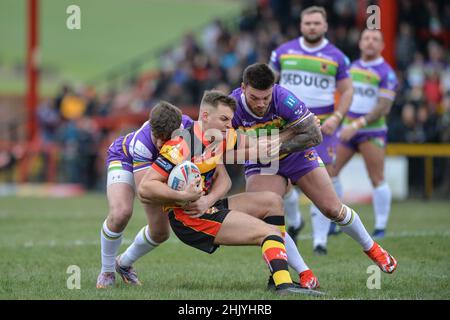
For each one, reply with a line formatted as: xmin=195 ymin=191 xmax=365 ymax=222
xmin=0 ymin=0 xmax=244 ymax=94
xmin=0 ymin=195 xmax=449 ymax=300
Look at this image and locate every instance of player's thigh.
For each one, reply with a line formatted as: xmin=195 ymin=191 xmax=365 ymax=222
xmin=359 ymin=140 xmax=385 ymax=186
xmin=228 ymin=192 xmax=283 ymax=219
xmin=106 ymin=181 xmax=135 ymax=220
xmin=332 ymin=144 xmax=356 ymax=177
xmin=143 ymin=204 xmax=170 ymax=243
xmin=214 ymin=210 xmax=280 ymax=246
xmin=245 ymin=174 xmax=287 ymax=196
xmin=295 ymin=167 xmax=341 ymax=218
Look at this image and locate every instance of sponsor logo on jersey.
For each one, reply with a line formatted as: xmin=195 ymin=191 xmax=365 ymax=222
xmin=281 ymin=73 xmax=331 ymax=89
xmin=283 ymin=95 xmax=299 ymax=110
xmin=155 ymin=157 xmax=174 ymax=172
xmin=305 ymin=150 xmax=318 ymax=161
xmin=134 ymin=140 xmax=152 ymax=159
xmin=354 ymin=86 xmax=377 ymax=97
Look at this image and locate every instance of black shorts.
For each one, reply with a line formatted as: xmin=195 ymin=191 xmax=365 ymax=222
xmin=168 ymin=198 xmax=230 ymax=254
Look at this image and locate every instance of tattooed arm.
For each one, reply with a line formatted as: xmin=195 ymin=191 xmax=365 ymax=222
xmin=278 ymin=113 xmax=323 ymax=154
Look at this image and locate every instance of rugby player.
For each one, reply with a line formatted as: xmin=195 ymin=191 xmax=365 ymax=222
xmin=269 ymin=6 xmax=354 ymax=254
xmin=118 ymin=91 xmax=323 ymax=295
xmin=330 ymin=29 xmax=398 ymax=239
xmin=230 ymin=63 xmax=397 ymax=275
xmin=96 ymin=102 xmax=193 ymax=288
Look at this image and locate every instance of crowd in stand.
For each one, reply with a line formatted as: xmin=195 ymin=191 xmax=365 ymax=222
xmin=28 ymin=0 xmax=450 ymax=193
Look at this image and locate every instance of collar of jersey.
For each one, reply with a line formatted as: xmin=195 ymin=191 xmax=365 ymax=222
xmin=359 ymin=56 xmax=384 ymax=67
xmin=299 ymin=36 xmax=329 ymax=53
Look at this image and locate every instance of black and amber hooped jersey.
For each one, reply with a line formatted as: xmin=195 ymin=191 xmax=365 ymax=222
xmin=151 ymin=122 xmax=238 ymax=195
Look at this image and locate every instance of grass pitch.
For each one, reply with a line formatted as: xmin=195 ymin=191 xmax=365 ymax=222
xmin=0 ymin=194 xmax=449 ymax=300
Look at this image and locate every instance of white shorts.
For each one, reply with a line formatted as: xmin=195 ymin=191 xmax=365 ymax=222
xmin=106 ymin=169 xmax=135 ymax=188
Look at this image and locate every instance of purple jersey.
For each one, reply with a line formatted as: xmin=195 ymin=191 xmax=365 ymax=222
xmin=339 ymin=57 xmax=397 ymax=151
xmin=230 ymin=85 xmax=322 ymax=182
xmin=270 ymin=37 xmax=350 ymax=120
xmin=346 ymin=57 xmax=398 ymax=131
xmin=231 ymin=84 xmax=312 ymax=137
xmin=106 ymin=115 xmax=194 ymax=173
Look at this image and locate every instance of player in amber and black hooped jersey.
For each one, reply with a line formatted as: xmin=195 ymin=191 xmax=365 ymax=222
xmin=269 ymin=6 xmax=354 ymax=255
xmin=331 ymin=29 xmax=398 ymax=239
xmin=118 ymin=90 xmax=324 ymax=295
xmin=97 ymin=102 xmax=193 ymax=289
xmin=231 ymin=63 xmax=398 ymax=276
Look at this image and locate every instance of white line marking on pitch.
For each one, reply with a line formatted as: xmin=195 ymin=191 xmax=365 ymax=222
xmin=8 ymin=230 xmax=450 ymax=248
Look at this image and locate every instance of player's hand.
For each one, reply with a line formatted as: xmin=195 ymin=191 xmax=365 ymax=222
xmin=314 ymin=115 xmax=321 ymax=128
xmin=338 ymin=125 xmax=357 ymax=142
xmin=182 ymin=195 xmax=212 ymax=218
xmin=179 ymin=176 xmax=203 ymax=202
xmin=321 ymin=115 xmax=339 ymax=136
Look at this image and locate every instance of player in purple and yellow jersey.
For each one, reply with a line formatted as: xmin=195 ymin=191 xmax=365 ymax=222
xmin=269 ymin=6 xmax=354 ymax=254
xmin=230 ymin=63 xmax=397 ymax=276
xmin=117 ymin=91 xmax=324 ymax=296
xmin=96 ymin=102 xmax=193 ymax=288
xmin=331 ymin=29 xmax=398 ymax=239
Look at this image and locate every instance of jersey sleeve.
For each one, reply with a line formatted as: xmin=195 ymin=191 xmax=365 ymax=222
xmin=378 ymin=68 xmax=398 ymax=100
xmin=336 ymin=52 xmax=351 ymax=81
xmin=131 ymin=128 xmax=155 ymax=173
xmin=151 ymin=137 xmax=189 ymax=178
xmin=276 ymin=86 xmax=313 ymax=129
xmin=269 ymin=47 xmax=282 ymax=73
xmin=132 ymin=141 xmax=154 ymax=172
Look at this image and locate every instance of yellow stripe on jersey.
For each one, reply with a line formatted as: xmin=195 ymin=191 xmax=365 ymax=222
xmin=350 ymin=67 xmax=381 ymax=81
xmin=281 ymin=54 xmax=338 ymax=67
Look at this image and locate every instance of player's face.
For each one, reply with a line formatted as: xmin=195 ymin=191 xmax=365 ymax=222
xmin=203 ymin=103 xmax=234 ymax=134
xmin=300 ymin=13 xmax=327 ymax=44
xmin=359 ymin=30 xmax=384 ymax=59
xmin=242 ymin=85 xmax=273 ymax=117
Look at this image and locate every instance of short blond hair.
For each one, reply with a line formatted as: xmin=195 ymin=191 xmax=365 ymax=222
xmin=201 ymin=90 xmax=236 ymax=112
xmin=301 ymin=6 xmax=327 ymax=21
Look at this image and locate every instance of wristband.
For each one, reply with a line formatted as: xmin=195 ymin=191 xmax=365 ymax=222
xmin=333 ymin=111 xmax=343 ymax=121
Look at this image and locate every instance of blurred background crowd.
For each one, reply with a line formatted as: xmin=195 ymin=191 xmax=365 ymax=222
xmin=1 ymin=0 xmax=449 ymax=196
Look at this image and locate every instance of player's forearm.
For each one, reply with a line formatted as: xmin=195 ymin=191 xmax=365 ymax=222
xmin=363 ymin=98 xmax=393 ymax=125
xmin=351 ymin=98 xmax=393 ymax=129
xmin=279 ymin=131 xmax=322 ymax=154
xmin=335 ymin=84 xmax=354 ymax=117
xmin=205 ymin=172 xmax=231 ymax=206
xmin=138 ymin=180 xmax=187 ymax=205
xmin=279 ymin=115 xmax=323 ymax=154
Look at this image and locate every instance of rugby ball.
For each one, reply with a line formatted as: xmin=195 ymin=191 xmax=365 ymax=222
xmin=167 ymin=161 xmax=201 ymax=191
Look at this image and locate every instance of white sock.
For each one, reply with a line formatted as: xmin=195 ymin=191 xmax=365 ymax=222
xmin=332 ymin=176 xmax=343 ymax=199
xmin=284 ymin=232 xmax=309 ymax=274
xmin=373 ymin=182 xmax=392 ymax=230
xmin=119 ymin=226 xmax=159 ymax=267
xmin=100 ymin=220 xmax=123 ymax=273
xmin=284 ymin=188 xmax=302 ymax=229
xmin=336 ymin=205 xmax=374 ymax=251
xmin=310 ymin=204 xmax=331 ymax=248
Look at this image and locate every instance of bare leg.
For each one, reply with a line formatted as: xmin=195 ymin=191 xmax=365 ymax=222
xmin=359 ymin=140 xmax=391 ymax=233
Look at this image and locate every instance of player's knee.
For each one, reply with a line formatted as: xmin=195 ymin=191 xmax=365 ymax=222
xmin=319 ymin=202 xmax=341 ymax=219
xmin=108 ymin=205 xmax=133 ymax=230
xmin=149 ymin=230 xmax=169 ymax=244
xmin=257 ymin=225 xmax=282 ymax=245
xmin=263 ymin=192 xmax=284 ymax=213
xmin=370 ymin=174 xmax=384 ymax=187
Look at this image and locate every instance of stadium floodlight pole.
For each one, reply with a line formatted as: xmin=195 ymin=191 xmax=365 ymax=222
xmin=26 ymin=0 xmax=39 ymax=142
